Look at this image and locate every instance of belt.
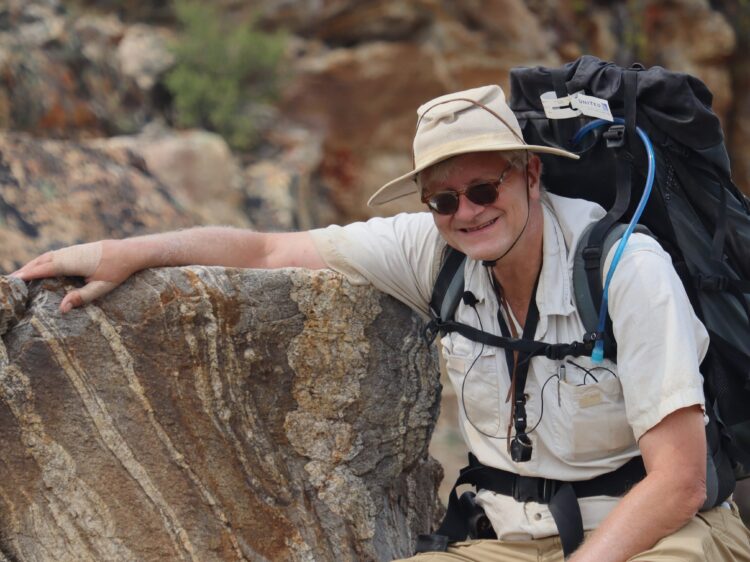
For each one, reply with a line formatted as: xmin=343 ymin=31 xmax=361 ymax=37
xmin=416 ymin=454 xmax=646 ymax=558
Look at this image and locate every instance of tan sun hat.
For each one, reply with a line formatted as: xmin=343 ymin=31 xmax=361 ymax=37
xmin=367 ymin=84 xmax=579 ymax=207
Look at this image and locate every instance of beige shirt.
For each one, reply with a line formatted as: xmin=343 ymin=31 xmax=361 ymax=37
xmin=309 ymin=193 xmax=708 ymax=539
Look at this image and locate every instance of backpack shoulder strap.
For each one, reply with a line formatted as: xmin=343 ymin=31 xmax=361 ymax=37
xmin=429 ymin=246 xmax=467 ymax=325
xmin=426 ymin=246 xmax=593 ymax=361
xmin=573 ymin=221 xmax=653 ymax=360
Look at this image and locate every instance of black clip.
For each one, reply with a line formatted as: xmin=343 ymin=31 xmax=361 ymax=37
xmin=415 ymin=533 xmax=449 ymax=553
xmin=586 ymin=331 xmax=604 ymax=343
xmin=603 ymin=124 xmax=626 ymax=149
xmin=422 ymin=320 xmax=440 ymax=345
xmin=544 ymin=343 xmax=569 ymax=361
xmin=459 ymin=492 xmax=497 ymax=540
xmin=510 ymin=433 xmax=533 ymax=463
xmin=581 ymin=245 xmax=602 ymax=270
xmin=695 ymin=274 xmax=728 ymax=292
xmin=512 ymin=474 xmax=558 ymax=503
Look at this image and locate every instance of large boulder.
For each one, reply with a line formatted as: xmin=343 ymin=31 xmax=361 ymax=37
xmin=0 ymin=0 xmax=165 ymax=138
xmin=0 ymin=269 xmax=442 ymax=561
xmin=99 ymin=127 xmax=251 ymax=228
xmin=0 ymin=133 xmax=199 ymax=274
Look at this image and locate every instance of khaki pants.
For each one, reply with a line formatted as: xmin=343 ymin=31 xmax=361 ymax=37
xmin=397 ymin=503 xmax=750 ymax=562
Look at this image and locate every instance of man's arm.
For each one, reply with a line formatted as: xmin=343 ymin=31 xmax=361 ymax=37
xmin=12 ymin=227 xmax=326 ymax=312
xmin=569 ymin=405 xmax=707 ymax=562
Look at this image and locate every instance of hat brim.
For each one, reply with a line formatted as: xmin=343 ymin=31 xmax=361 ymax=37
xmin=367 ymin=144 xmax=580 ymax=207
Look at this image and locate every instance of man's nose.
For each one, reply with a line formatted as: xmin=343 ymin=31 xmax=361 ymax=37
xmin=453 ymin=192 xmax=485 ymax=220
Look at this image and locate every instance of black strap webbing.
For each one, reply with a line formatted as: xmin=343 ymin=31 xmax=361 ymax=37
xmin=711 ymin=175 xmax=728 ymax=263
xmin=582 ymin=70 xmax=639 ymax=317
xmin=435 ymin=320 xmax=593 ymax=361
xmin=586 ymin=150 xmax=632 ymax=296
xmin=549 ymin=483 xmax=583 ymax=557
xmin=549 ymin=67 xmax=576 ymax=151
xmin=430 ymin=247 xmax=466 ymax=317
xmin=417 ymin=455 xmax=646 ymax=557
xmin=498 ymin=276 xmax=541 ymax=462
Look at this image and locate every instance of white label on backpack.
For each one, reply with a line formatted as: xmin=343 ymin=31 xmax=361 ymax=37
xmin=570 ymin=93 xmax=614 ymax=121
xmin=540 ymin=91 xmax=581 ymax=119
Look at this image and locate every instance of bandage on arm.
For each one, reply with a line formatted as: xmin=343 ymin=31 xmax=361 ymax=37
xmin=12 ymin=241 xmax=127 ymax=311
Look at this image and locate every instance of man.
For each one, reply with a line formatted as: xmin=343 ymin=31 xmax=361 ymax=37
xmin=13 ymin=85 xmax=750 ymax=561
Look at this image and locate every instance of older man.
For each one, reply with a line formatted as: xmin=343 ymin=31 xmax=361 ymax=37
xmin=13 ymin=85 xmax=750 ymax=561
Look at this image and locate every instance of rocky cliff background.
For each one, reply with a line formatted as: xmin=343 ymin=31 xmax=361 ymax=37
xmin=1 ymin=0 xmax=748 ymax=247
xmin=1 ymin=0 xmax=749 ymax=557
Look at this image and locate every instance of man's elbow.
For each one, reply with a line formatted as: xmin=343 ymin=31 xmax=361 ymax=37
xmin=672 ymin=472 xmax=707 ymax=518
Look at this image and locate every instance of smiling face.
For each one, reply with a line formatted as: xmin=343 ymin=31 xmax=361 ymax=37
xmin=420 ymin=151 xmax=543 ymax=263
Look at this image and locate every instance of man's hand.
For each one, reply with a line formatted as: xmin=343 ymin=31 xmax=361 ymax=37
xmin=9 ymin=228 xmax=328 ymax=313
xmin=11 ymin=240 xmax=134 ymax=312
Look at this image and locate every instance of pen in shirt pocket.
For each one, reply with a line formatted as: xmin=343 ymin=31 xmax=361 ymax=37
xmin=557 ymin=363 xmax=566 ymax=406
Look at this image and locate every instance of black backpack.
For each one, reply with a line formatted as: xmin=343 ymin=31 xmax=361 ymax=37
xmin=424 ymin=58 xmax=750 ymax=549
xmin=509 ymin=56 xmax=750 ymax=486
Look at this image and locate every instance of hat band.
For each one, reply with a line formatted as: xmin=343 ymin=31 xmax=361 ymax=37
xmin=414 ymin=132 xmax=526 ymax=170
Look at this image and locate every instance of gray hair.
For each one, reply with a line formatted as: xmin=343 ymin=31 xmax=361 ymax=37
xmin=417 ymin=150 xmax=532 ymax=192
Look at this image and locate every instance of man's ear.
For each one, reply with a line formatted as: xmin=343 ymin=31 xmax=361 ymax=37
xmin=526 ymin=154 xmax=542 ymax=198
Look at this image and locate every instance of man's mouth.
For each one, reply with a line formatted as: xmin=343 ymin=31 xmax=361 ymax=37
xmin=461 ymin=217 xmax=498 ymax=233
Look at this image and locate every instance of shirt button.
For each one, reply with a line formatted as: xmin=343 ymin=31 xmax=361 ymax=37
xmin=534 ymin=513 xmax=542 ymax=521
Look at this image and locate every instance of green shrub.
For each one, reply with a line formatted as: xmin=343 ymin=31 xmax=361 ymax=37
xmin=165 ymin=1 xmax=285 ymax=149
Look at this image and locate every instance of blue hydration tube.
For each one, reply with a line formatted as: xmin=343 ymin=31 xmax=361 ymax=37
xmin=571 ymin=118 xmax=656 ymax=363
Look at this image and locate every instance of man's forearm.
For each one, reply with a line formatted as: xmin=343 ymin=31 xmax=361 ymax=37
xmin=570 ymin=406 xmax=707 ymax=562
xmin=569 ymin=469 xmax=704 ymax=562
xmin=121 ymin=227 xmax=326 ymax=271
xmin=12 ymin=227 xmax=327 ymax=312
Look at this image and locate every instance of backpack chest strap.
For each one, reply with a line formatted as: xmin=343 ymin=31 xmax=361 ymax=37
xmin=433 ymin=319 xmax=595 ymax=360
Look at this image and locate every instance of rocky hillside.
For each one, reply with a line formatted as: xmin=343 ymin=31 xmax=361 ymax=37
xmin=0 ymin=0 xmax=747 ymax=230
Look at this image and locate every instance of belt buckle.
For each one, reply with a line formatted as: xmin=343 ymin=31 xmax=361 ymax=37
xmin=512 ymin=476 xmax=556 ymax=503
xmin=513 ymin=475 xmax=541 ymax=503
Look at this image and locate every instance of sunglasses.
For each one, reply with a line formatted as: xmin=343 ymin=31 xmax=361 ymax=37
xmin=421 ymin=164 xmax=513 ymax=215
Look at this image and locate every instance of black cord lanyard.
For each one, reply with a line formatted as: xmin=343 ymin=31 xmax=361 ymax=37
xmin=493 ymin=274 xmax=541 ymax=463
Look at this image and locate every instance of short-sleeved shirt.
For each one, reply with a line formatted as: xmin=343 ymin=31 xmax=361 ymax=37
xmin=309 ymin=192 xmax=709 ymax=539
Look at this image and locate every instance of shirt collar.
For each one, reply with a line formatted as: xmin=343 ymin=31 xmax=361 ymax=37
xmin=535 ymin=195 xmax=575 ymax=335
xmin=460 ymin=193 xmax=606 ymax=336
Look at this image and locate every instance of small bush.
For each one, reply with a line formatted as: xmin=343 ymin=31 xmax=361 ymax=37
xmin=165 ymin=1 xmax=285 ymax=149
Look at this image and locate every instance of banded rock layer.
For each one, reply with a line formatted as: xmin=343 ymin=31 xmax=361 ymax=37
xmin=0 ymin=269 xmax=442 ymax=561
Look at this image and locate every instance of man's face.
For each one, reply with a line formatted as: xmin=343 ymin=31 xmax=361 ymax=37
xmin=420 ymin=152 xmax=541 ymax=262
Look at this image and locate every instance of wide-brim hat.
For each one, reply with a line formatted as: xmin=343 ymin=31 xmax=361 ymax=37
xmin=368 ymin=84 xmax=579 ymax=207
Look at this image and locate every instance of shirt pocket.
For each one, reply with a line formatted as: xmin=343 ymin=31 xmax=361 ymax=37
xmin=443 ymin=338 xmax=509 ymax=439
xmin=547 ymin=367 xmax=636 ymax=463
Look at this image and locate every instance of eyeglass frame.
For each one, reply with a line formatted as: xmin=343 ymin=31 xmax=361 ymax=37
xmin=420 ymin=162 xmax=515 ymax=215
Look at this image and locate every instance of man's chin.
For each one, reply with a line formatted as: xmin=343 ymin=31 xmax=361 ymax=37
xmin=459 ymin=247 xmax=502 ymax=262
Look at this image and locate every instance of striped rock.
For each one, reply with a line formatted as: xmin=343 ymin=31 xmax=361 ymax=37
xmin=0 ymin=269 xmax=442 ymax=561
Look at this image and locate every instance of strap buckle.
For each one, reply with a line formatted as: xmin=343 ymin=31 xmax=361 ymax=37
xmin=603 ymin=124 xmax=626 ymax=148
xmin=581 ymin=245 xmax=602 ymax=270
xmin=422 ymin=320 xmax=440 ymax=345
xmin=512 ymin=474 xmax=557 ymax=503
xmin=415 ymin=534 xmax=449 ymax=553
xmin=695 ymin=274 xmax=728 ymax=292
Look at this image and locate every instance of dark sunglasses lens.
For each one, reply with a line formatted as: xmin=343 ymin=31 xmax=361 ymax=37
xmin=429 ymin=192 xmax=459 ymax=215
xmin=466 ymin=182 xmax=499 ymax=206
